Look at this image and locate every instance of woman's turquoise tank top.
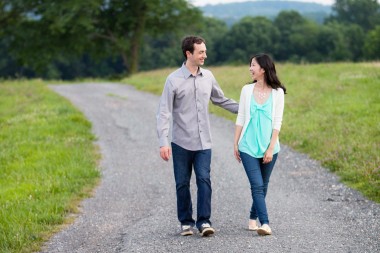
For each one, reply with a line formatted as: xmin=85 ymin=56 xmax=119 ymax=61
xmin=238 ymin=93 xmax=280 ymax=158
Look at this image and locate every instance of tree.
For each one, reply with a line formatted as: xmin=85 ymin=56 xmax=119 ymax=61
xmin=219 ymin=16 xmax=280 ymax=63
xmin=3 ymin=0 xmax=101 ymax=77
xmin=139 ymin=33 xmax=184 ymax=71
xmin=2 ymin=0 xmax=202 ymax=76
xmin=92 ymin=0 xmax=202 ymax=74
xmin=363 ymin=26 xmax=380 ymax=59
xmin=327 ymin=0 xmax=380 ymax=31
xmin=273 ymin=11 xmax=321 ymax=62
xmin=274 ymin=11 xmax=309 ymax=60
xmin=196 ymin=17 xmax=229 ymax=64
xmin=316 ymin=23 xmax=352 ymax=61
xmin=138 ymin=16 xmax=226 ymax=71
xmin=287 ymin=21 xmax=320 ymax=62
xmin=339 ymin=23 xmax=365 ymax=61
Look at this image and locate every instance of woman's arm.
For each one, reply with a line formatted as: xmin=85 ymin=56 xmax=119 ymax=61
xmin=273 ymin=89 xmax=285 ymax=131
xmin=263 ymin=89 xmax=285 ymax=163
xmin=263 ymin=129 xmax=279 ymax=164
xmin=234 ymin=86 xmax=248 ymax=162
xmin=234 ymin=125 xmax=243 ymax=162
xmin=236 ymin=86 xmax=247 ymax=124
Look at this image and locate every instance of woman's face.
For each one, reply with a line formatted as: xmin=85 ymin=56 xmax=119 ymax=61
xmin=249 ymin=58 xmax=265 ymax=81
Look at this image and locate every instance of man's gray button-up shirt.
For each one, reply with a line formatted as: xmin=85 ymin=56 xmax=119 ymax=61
xmin=157 ymin=64 xmax=239 ymax=151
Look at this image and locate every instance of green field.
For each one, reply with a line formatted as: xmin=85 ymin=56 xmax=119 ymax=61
xmin=123 ymin=62 xmax=380 ymax=203
xmin=0 ymin=80 xmax=100 ymax=252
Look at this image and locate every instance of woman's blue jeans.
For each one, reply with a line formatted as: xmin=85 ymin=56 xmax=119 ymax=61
xmin=240 ymin=151 xmax=278 ymax=225
xmin=171 ymin=142 xmax=212 ymax=229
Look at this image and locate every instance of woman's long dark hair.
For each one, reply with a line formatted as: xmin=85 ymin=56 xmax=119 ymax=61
xmin=250 ymin=53 xmax=287 ymax=94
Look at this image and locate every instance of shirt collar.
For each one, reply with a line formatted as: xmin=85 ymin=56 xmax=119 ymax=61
xmin=181 ymin=62 xmax=203 ymax=79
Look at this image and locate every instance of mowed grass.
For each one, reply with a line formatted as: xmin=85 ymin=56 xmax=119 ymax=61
xmin=0 ymin=80 xmax=100 ymax=252
xmin=122 ymin=62 xmax=380 ymax=203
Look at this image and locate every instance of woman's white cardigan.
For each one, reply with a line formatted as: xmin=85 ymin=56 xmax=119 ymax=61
xmin=236 ymin=83 xmax=285 ymax=145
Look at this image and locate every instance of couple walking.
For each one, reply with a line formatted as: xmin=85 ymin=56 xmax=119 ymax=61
xmin=156 ymin=36 xmax=286 ymax=237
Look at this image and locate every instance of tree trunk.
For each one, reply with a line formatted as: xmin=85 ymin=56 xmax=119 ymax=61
xmin=127 ymin=2 xmax=147 ymax=74
xmin=121 ymin=52 xmax=129 ymax=73
xmin=129 ymin=37 xmax=141 ymax=74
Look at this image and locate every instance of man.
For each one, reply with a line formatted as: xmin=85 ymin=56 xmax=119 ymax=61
xmin=156 ymin=36 xmax=238 ymax=237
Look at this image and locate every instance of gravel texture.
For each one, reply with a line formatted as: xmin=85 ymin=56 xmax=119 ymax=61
xmin=41 ymin=83 xmax=380 ymax=253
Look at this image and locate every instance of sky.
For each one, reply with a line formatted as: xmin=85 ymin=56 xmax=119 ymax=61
xmin=189 ymin=0 xmax=334 ymax=7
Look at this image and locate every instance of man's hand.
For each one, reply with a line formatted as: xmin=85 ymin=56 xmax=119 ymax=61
xmin=160 ymin=146 xmax=171 ymax=161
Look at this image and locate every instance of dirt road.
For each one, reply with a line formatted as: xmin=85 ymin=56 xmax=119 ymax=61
xmin=41 ymin=83 xmax=380 ymax=253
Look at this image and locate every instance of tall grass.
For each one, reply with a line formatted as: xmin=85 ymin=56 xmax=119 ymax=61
xmin=122 ymin=62 xmax=380 ymax=203
xmin=0 ymin=80 xmax=100 ymax=252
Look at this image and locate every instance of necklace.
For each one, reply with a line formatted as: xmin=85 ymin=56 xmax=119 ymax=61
xmin=257 ymin=90 xmax=267 ymax=100
xmin=255 ymin=84 xmax=270 ymax=102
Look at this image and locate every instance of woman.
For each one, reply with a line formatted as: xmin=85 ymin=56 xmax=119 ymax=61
xmin=234 ymin=53 xmax=286 ymax=236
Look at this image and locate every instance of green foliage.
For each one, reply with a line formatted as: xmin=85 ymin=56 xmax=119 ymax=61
xmin=139 ymin=33 xmax=184 ymax=71
xmin=274 ymin=11 xmax=308 ymax=60
xmin=364 ymin=26 xmax=380 ymax=59
xmin=123 ymin=63 xmax=380 ymax=203
xmin=2 ymin=0 xmax=202 ymax=76
xmin=220 ymin=16 xmax=280 ymax=63
xmin=316 ymin=23 xmax=351 ymax=61
xmin=328 ymin=0 xmax=380 ymax=31
xmin=139 ymin=16 xmax=227 ymax=70
xmin=294 ymin=21 xmax=366 ymax=62
xmin=0 ymin=80 xmax=100 ymax=252
xmin=197 ymin=17 xmax=229 ymax=65
xmin=287 ymin=21 xmax=320 ymax=62
xmin=1 ymin=1 xmax=380 ymax=79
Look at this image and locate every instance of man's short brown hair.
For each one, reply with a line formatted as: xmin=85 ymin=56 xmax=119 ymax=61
xmin=181 ymin=36 xmax=206 ymax=59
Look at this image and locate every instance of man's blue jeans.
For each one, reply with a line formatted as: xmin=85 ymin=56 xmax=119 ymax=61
xmin=171 ymin=142 xmax=212 ymax=229
xmin=240 ymin=151 xmax=278 ymax=225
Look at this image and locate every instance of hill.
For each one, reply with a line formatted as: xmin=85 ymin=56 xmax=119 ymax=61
xmin=200 ymin=1 xmax=332 ymax=25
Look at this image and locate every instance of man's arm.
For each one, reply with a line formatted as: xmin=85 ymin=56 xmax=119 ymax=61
xmin=156 ymin=79 xmax=174 ymax=160
xmin=210 ymin=77 xmax=239 ymax=114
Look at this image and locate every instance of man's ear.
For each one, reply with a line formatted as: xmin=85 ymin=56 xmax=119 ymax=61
xmin=186 ymin=51 xmax=192 ymax=58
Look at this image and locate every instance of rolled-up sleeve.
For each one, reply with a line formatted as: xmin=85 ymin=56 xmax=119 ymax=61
xmin=156 ymin=78 xmax=174 ymax=147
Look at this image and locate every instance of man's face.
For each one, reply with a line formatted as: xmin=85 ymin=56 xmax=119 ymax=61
xmin=187 ymin=42 xmax=207 ymax=66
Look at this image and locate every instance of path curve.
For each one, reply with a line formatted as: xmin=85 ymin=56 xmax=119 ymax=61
xmin=41 ymin=83 xmax=380 ymax=253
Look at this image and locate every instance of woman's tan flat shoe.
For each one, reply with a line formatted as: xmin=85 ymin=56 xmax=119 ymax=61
xmin=248 ymin=219 xmax=259 ymax=231
xmin=257 ymin=224 xmax=272 ymax=236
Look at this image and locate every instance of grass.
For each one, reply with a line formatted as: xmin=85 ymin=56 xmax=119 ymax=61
xmin=122 ymin=62 xmax=380 ymax=203
xmin=0 ymin=79 xmax=100 ymax=252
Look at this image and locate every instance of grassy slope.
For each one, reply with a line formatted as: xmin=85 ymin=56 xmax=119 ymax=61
xmin=0 ymin=80 xmax=100 ymax=252
xmin=122 ymin=62 xmax=380 ymax=202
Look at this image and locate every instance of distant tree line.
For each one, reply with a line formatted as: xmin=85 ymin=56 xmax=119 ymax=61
xmin=0 ymin=0 xmax=379 ymax=79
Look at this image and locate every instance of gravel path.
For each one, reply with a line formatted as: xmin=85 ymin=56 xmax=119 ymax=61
xmin=41 ymin=83 xmax=379 ymax=253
